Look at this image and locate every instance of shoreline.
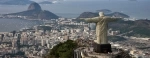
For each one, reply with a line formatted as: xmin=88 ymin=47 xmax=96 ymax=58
xmin=0 ymin=18 xmax=43 ymax=32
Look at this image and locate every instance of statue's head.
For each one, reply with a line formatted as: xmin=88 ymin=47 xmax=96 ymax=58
xmin=99 ymin=12 xmax=104 ymax=17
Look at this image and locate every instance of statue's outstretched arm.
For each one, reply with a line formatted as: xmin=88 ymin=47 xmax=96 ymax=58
xmin=80 ymin=17 xmax=99 ymax=23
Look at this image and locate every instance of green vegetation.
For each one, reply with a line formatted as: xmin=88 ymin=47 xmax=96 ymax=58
xmin=37 ymin=26 xmax=51 ymax=31
xmin=113 ymin=50 xmax=132 ymax=58
xmin=109 ymin=20 xmax=150 ymax=38
xmin=120 ymin=27 xmax=150 ymax=38
xmin=130 ymin=27 xmax=150 ymax=37
xmin=44 ymin=40 xmax=77 ymax=58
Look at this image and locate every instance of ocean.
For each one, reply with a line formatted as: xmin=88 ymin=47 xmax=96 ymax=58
xmin=0 ymin=19 xmax=42 ymax=32
xmin=0 ymin=0 xmax=150 ymax=19
xmin=0 ymin=0 xmax=150 ymax=32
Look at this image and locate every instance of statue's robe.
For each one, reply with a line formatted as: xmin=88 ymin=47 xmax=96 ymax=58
xmin=84 ymin=17 xmax=120 ymax=44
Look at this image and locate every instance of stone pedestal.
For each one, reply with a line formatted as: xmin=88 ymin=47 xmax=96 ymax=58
xmin=93 ymin=43 xmax=112 ymax=53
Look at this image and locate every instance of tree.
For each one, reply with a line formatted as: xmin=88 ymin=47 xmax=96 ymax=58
xmin=46 ymin=40 xmax=77 ymax=58
xmin=114 ymin=50 xmax=132 ymax=58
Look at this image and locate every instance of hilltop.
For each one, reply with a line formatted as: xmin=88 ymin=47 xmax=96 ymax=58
xmin=77 ymin=12 xmax=99 ymax=18
xmin=2 ymin=2 xmax=59 ymax=20
xmin=109 ymin=19 xmax=150 ymax=37
xmin=45 ymin=40 xmax=77 ymax=58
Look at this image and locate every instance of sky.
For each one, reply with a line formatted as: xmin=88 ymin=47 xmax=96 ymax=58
xmin=30 ymin=0 xmax=111 ymax=2
xmin=0 ymin=0 xmax=150 ymax=19
xmin=30 ymin=0 xmax=53 ymax=2
xmin=29 ymin=0 xmax=149 ymax=3
xmin=30 ymin=0 xmax=65 ymax=2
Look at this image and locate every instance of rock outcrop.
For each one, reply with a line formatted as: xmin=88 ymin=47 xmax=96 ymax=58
xmin=38 ymin=10 xmax=59 ymax=19
xmin=28 ymin=2 xmax=42 ymax=11
xmin=77 ymin=12 xmax=99 ymax=18
xmin=3 ymin=2 xmax=59 ymax=20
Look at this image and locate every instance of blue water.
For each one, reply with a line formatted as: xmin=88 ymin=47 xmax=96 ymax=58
xmin=0 ymin=19 xmax=42 ymax=32
xmin=0 ymin=0 xmax=150 ymax=19
xmin=41 ymin=0 xmax=150 ymax=19
xmin=0 ymin=0 xmax=150 ymax=32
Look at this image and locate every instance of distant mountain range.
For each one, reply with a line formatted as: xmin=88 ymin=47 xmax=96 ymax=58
xmin=2 ymin=2 xmax=59 ymax=20
xmin=0 ymin=0 xmax=52 ymax=5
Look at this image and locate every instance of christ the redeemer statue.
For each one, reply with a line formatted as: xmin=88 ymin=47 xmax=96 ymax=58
xmin=81 ymin=12 xmax=121 ymax=53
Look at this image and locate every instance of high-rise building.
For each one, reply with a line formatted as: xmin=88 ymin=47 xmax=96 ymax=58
xmin=0 ymin=34 xmax=4 ymax=41
xmin=41 ymin=39 xmax=45 ymax=46
xmin=47 ymin=44 xmax=51 ymax=49
xmin=12 ymin=40 xmax=17 ymax=48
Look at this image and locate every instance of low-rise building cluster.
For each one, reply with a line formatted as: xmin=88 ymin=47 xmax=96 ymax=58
xmin=0 ymin=18 xmax=149 ymax=58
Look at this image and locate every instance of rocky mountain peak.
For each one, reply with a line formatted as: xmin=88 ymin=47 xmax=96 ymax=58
xmin=28 ymin=2 xmax=42 ymax=11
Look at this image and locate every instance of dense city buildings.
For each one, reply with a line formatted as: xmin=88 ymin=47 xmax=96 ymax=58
xmin=0 ymin=17 xmax=149 ymax=58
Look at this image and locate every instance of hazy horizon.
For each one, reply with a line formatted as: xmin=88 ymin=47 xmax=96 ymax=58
xmin=0 ymin=0 xmax=150 ymax=19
